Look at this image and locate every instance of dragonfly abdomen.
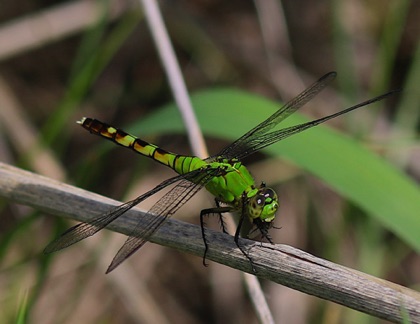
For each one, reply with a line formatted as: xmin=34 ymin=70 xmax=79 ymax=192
xmin=78 ymin=117 xmax=206 ymax=174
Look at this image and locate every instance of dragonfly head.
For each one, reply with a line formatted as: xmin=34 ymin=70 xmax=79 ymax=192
xmin=247 ymin=187 xmax=279 ymax=223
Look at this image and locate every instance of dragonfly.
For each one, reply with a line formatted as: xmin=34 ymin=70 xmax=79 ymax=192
xmin=44 ymin=72 xmax=398 ymax=273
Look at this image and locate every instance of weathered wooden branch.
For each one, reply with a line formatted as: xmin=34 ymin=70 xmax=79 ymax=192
xmin=1 ymin=162 xmax=419 ymax=323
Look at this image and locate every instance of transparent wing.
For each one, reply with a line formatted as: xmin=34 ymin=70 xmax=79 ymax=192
xmin=44 ymin=168 xmax=214 ymax=255
xmin=106 ymin=167 xmax=222 ymax=273
xmin=232 ymin=90 xmax=398 ymax=161
xmin=216 ymin=72 xmax=336 ymax=160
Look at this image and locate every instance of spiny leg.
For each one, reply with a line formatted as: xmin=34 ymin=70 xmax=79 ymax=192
xmin=261 ymin=231 xmax=274 ymax=245
xmin=214 ymin=199 xmax=229 ymax=234
xmin=200 ymin=205 xmax=233 ymax=266
xmin=234 ymin=196 xmax=257 ymax=273
xmin=249 ymin=218 xmax=276 ymax=245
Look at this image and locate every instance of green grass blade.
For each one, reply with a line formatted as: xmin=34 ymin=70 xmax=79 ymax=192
xmin=132 ymin=88 xmax=420 ymax=252
xmin=15 ymin=290 xmax=28 ymax=324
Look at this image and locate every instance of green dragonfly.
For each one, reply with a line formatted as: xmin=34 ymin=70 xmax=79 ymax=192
xmin=44 ymin=72 xmax=397 ymax=273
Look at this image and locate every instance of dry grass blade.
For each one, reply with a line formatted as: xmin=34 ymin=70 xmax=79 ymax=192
xmin=1 ymin=162 xmax=419 ymax=323
xmin=140 ymin=0 xmax=207 ymax=158
xmin=140 ymin=1 xmax=272 ymax=322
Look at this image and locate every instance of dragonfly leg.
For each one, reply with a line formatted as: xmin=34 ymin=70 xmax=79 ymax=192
xmin=200 ymin=205 xmax=233 ymax=267
xmin=214 ymin=199 xmax=229 ymax=234
xmin=250 ymin=218 xmax=277 ymax=245
xmin=234 ymin=197 xmax=257 ymax=273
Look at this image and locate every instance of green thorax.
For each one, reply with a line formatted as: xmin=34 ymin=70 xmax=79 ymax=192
xmin=198 ymin=158 xmax=278 ymax=223
xmin=204 ymin=159 xmax=255 ymax=204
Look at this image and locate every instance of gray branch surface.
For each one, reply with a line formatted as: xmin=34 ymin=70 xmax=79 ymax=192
xmin=1 ymin=162 xmax=419 ymax=323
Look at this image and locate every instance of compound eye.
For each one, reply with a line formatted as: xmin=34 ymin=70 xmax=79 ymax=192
xmin=256 ymin=197 xmax=265 ymax=207
xmin=263 ymin=188 xmax=276 ymax=199
xmin=256 ymin=195 xmax=266 ymax=206
xmin=248 ymin=187 xmax=279 ymax=220
xmin=265 ymin=188 xmax=277 ymax=198
xmin=255 ymin=188 xmax=276 ymax=206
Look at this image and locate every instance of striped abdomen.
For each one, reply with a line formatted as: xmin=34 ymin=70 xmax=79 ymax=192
xmin=78 ymin=118 xmax=206 ymax=175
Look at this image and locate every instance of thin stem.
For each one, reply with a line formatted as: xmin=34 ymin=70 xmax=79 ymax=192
xmin=140 ymin=0 xmax=208 ymax=158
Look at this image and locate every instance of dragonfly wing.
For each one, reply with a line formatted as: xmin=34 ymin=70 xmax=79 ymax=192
xmin=106 ymin=179 xmax=202 ymax=273
xmin=232 ymin=89 xmax=399 ymax=161
xmin=106 ymin=166 xmax=222 ymax=273
xmin=44 ymin=172 xmax=196 ymax=254
xmin=217 ymin=72 xmax=336 ymax=160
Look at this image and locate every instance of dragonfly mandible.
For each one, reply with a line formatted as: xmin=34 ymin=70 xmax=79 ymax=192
xmin=44 ymin=72 xmax=398 ymax=273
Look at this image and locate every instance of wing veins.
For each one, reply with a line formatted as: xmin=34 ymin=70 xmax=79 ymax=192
xmin=233 ymin=89 xmax=399 ymax=160
xmin=217 ymin=72 xmax=336 ymax=160
xmin=44 ymin=170 xmax=203 ymax=254
xmin=106 ymin=167 xmax=222 ymax=273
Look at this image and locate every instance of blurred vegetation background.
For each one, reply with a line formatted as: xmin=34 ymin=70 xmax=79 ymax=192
xmin=0 ymin=0 xmax=419 ymax=323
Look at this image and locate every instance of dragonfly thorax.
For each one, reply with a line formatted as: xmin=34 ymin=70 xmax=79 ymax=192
xmin=247 ymin=186 xmax=278 ymax=222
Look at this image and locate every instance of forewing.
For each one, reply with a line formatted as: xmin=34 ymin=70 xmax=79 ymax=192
xmin=217 ymin=72 xmax=336 ymax=160
xmin=232 ymin=89 xmax=399 ymax=160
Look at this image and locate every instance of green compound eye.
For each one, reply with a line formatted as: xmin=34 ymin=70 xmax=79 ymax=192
xmin=256 ymin=188 xmax=275 ymax=206
xmin=248 ymin=187 xmax=278 ymax=221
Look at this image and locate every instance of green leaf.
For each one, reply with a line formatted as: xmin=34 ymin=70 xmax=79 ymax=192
xmin=132 ymin=88 xmax=420 ymax=252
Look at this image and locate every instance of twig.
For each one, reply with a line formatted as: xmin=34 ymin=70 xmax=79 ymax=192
xmin=1 ymin=162 xmax=419 ymax=323
xmin=244 ymin=272 xmax=275 ymax=324
xmin=140 ymin=0 xmax=207 ymax=158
